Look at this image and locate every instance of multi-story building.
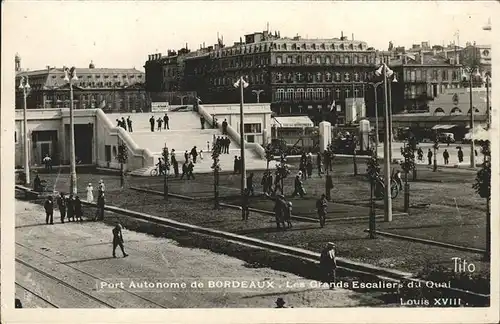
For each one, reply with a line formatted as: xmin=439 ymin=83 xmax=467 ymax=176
xmin=15 ymin=56 xmax=148 ymax=112
xmin=147 ymin=30 xmax=393 ymax=125
xmin=389 ymin=51 xmax=463 ymax=112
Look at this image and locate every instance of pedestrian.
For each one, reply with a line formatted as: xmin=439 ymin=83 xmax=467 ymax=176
xmin=306 ymin=153 xmax=313 ymax=178
xmin=163 ymin=113 xmax=170 ymax=130
xmin=417 ymin=147 xmax=424 ymax=162
xmin=96 ymin=193 xmax=105 ymax=221
xmin=191 ymin=146 xmax=198 ymax=163
xmin=200 ymin=115 xmax=205 ymax=129
xmin=316 ymin=152 xmax=323 ymax=177
xmin=457 ymin=147 xmax=464 ymax=163
xmin=300 ymin=152 xmax=307 ymax=180
xmin=242 ymin=188 xmax=250 ymax=221
xmin=316 ymin=194 xmax=328 ymax=228
xmin=116 ymin=119 xmax=121 ymax=128
xmin=320 ymin=242 xmax=337 ymax=289
xmin=127 ymin=116 xmax=133 ymax=132
xmin=427 ymin=149 xmax=433 ymax=166
xmin=157 ymin=117 xmax=163 ymax=131
xmin=291 ymin=172 xmax=306 ymax=198
xmin=112 ymin=223 xmax=128 ymax=258
xmin=44 ymin=196 xmax=54 ymax=225
xmin=233 ymin=156 xmax=238 ymax=174
xmin=98 ymin=179 xmax=105 ymax=197
xmin=184 ymin=150 xmax=189 ymax=163
xmin=66 ymin=194 xmax=74 ymax=222
xmin=74 ymin=196 xmax=83 ymax=222
xmin=42 ymin=154 xmax=52 ymax=171
xmin=261 ymin=171 xmax=270 ymax=195
xmin=56 ymin=192 xmax=66 ymax=223
xmin=443 ymin=149 xmax=450 ymax=165
xmin=199 ymin=150 xmax=204 ymax=161
xmin=180 ymin=162 xmax=188 ymax=180
xmin=283 ymin=201 xmax=293 ymax=228
xmin=149 ymin=116 xmax=155 ymax=132
xmin=156 ymin=158 xmax=164 ymax=175
xmin=121 ymin=117 xmax=127 ymax=131
xmin=187 ymin=161 xmax=195 ymax=180
xmin=326 ymin=175 xmax=334 ymax=201
xmin=246 ymin=173 xmax=255 ymax=196
xmin=275 ymin=298 xmax=288 ymax=309
xmin=273 ymin=194 xmax=286 ymax=229
xmin=274 ymin=171 xmax=283 ymax=195
xmin=226 ymin=138 xmax=231 ymax=154
xmin=86 ymin=183 xmax=94 ymax=203
xmin=222 ymin=119 xmax=228 ymax=135
xmin=237 ymin=157 xmax=242 ymax=173
xmin=33 ymin=174 xmax=42 ymax=192
xmin=171 ymin=150 xmax=179 ymax=177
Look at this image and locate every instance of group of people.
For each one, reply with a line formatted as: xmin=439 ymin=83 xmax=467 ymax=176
xmin=43 ymin=180 xmax=106 ymax=225
xmin=149 ymin=113 xmax=170 ymax=132
xmin=116 ymin=116 xmax=134 ymax=132
xmin=419 ymin=146 xmax=464 ymax=165
xmin=215 ymin=136 xmax=232 ymax=154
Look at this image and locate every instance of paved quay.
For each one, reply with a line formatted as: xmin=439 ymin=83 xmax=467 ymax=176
xmin=15 ymin=200 xmax=384 ymax=308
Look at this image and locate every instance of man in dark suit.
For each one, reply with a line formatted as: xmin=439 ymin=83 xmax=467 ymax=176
xmin=320 ymin=242 xmax=337 ymax=289
xmin=112 ymin=223 xmax=128 ymax=258
xmin=163 ymin=113 xmax=170 ymax=130
xmin=149 ymin=116 xmax=155 ymax=132
xmin=57 ymin=192 xmax=66 ymax=223
xmin=44 ymin=196 xmax=54 ymax=225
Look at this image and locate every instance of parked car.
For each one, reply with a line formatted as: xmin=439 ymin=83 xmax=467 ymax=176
xmin=437 ymin=132 xmax=455 ymax=143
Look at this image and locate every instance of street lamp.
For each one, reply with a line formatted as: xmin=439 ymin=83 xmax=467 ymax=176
xmin=367 ymin=80 xmax=383 ymax=151
xmin=19 ymin=76 xmax=31 ymax=185
xmin=387 ymin=73 xmax=398 ymax=162
xmin=375 ymin=63 xmax=394 ymax=222
xmin=64 ymin=67 xmax=79 ymax=195
xmin=462 ymin=66 xmax=481 ymax=168
xmin=234 ymin=76 xmax=249 ymax=220
xmin=485 ymin=73 xmax=491 ymax=129
xmin=252 ymin=89 xmax=264 ymax=103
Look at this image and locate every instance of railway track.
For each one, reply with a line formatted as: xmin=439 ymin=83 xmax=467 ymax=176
xmin=16 ymin=242 xmax=168 ymax=309
xmin=15 ymin=281 xmax=60 ymax=308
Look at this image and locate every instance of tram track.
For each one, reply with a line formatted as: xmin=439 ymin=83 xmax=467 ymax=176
xmin=15 ymin=281 xmax=60 ymax=308
xmin=16 ymin=242 xmax=168 ymax=308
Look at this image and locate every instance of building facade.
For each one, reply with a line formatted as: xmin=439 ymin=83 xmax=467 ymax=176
xmin=15 ymin=58 xmax=148 ymax=112
xmin=147 ymin=30 xmax=394 ymax=125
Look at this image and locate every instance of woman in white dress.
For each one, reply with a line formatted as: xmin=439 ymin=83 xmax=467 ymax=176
xmin=86 ymin=183 xmax=94 ymax=203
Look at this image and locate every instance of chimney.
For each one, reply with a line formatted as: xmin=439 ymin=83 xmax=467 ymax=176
xmin=46 ymin=65 xmax=50 ymax=71
xmin=420 ymin=51 xmax=424 ymax=64
xmin=352 ymin=33 xmax=354 ymax=41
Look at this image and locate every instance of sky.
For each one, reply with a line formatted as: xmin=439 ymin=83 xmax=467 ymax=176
xmin=2 ymin=1 xmax=496 ymax=72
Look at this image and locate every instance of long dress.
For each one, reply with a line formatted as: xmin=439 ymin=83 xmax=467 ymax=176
xmin=87 ymin=185 xmax=94 ymax=203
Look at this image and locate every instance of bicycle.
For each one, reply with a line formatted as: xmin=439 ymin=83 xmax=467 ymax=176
xmin=373 ymin=172 xmax=400 ymax=199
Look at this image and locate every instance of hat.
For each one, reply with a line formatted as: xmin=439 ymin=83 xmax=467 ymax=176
xmin=297 ymin=171 xmax=302 ymax=176
xmin=327 ymin=242 xmax=335 ymax=247
xmin=275 ymin=298 xmax=285 ymax=306
xmin=288 ymin=201 xmax=292 ymax=206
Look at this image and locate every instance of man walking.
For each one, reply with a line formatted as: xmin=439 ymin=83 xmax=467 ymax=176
xmin=443 ymin=149 xmax=450 ymax=165
xmin=316 ymin=152 xmax=323 ymax=177
xmin=457 ymin=147 xmax=464 ymax=163
xmin=127 ymin=116 xmax=133 ymax=132
xmin=74 ymin=196 xmax=83 ymax=222
xmin=222 ymin=119 xmax=228 ymax=135
xmin=44 ymin=196 xmax=54 ymax=225
xmin=291 ymin=172 xmax=306 ymax=198
xmin=57 ymin=192 xmax=66 ymax=223
xmin=246 ymin=173 xmax=255 ymax=196
xmin=157 ymin=117 xmax=163 ymax=131
xmin=66 ymin=194 xmax=75 ymax=222
xmin=190 ymin=146 xmax=198 ymax=163
xmin=121 ymin=117 xmax=127 ymax=131
xmin=316 ymin=194 xmax=328 ymax=228
xmin=96 ymin=193 xmax=105 ymax=221
xmin=171 ymin=149 xmax=179 ymax=177
xmin=112 ymin=223 xmax=128 ymax=258
xmin=149 ymin=116 xmax=155 ymax=132
xmin=427 ymin=149 xmax=433 ymax=166
xmin=200 ymin=115 xmax=205 ymax=129
xmin=163 ymin=113 xmax=170 ymax=130
xmin=187 ymin=161 xmax=195 ymax=180
xmin=320 ymin=242 xmax=337 ymax=289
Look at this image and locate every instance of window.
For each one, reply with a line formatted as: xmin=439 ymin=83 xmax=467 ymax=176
xmin=452 ymin=70 xmax=458 ymax=81
xmin=325 ymin=56 xmax=331 ymax=64
xmin=286 ymin=73 xmax=293 ymax=83
xmin=295 ymin=88 xmax=304 ymax=100
xmin=306 ymin=73 xmax=313 ymax=82
xmin=315 ymin=56 xmax=321 ymax=64
xmin=433 ymin=70 xmax=438 ymax=81
xmin=442 ymin=70 xmax=448 ymax=81
xmin=334 ymin=72 xmax=341 ymax=82
xmin=316 ymin=88 xmax=324 ymax=100
xmin=316 ymin=72 xmax=322 ymax=82
xmin=286 ymin=88 xmax=294 ymax=100
xmin=292 ymin=56 xmax=297 ymax=64
xmin=306 ymin=56 xmax=312 ymax=64
xmin=344 ymin=56 xmax=350 ymax=64
xmin=410 ymin=70 xmax=416 ymax=82
xmin=353 ymin=56 xmax=358 ymax=64
xmin=296 ymin=72 xmax=304 ymax=82
xmin=244 ymin=123 xmax=262 ymax=133
xmin=287 ymin=56 xmax=292 ymax=64
xmin=353 ymin=73 xmax=359 ymax=82
xmin=306 ymin=88 xmax=314 ymax=100
xmin=276 ymin=88 xmax=285 ymax=100
xmin=325 ymin=72 xmax=332 ymax=82
xmin=344 ymin=72 xmax=350 ymax=82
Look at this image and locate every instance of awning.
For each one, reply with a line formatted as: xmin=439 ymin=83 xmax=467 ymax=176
xmin=431 ymin=124 xmax=457 ymax=130
xmin=271 ymin=116 xmax=314 ymax=128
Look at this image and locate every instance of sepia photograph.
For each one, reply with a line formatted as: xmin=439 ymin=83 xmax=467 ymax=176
xmin=1 ymin=0 xmax=498 ymax=323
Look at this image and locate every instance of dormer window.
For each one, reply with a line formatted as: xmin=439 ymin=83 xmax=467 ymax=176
xmin=87 ymin=75 xmax=92 ymax=78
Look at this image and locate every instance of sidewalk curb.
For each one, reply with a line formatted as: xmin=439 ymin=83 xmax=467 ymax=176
xmin=363 ymin=229 xmax=486 ymax=254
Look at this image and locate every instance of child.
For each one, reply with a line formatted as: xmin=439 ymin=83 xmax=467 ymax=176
xmin=199 ymin=150 xmax=204 ymax=160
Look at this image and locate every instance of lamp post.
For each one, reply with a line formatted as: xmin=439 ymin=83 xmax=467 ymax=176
xmin=387 ymin=74 xmax=398 ymax=162
xmin=485 ymin=74 xmax=491 ymax=129
xmin=19 ymin=76 xmax=31 ymax=185
xmin=64 ymin=67 xmax=79 ymax=195
xmin=234 ymin=76 xmax=249 ymax=220
xmin=252 ymin=89 xmax=264 ymax=103
xmin=375 ymin=63 xmax=394 ymax=222
xmin=367 ymin=81 xmax=383 ymax=151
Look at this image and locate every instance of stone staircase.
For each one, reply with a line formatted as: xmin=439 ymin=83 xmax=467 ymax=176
xmin=106 ymin=111 xmax=275 ymax=176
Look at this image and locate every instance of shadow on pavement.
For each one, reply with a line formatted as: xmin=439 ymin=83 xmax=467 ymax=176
xmin=62 ymin=257 xmax=116 ymax=264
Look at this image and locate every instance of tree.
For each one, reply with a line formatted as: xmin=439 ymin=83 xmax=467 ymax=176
xmin=116 ymin=140 xmax=128 ymax=188
xmin=212 ymin=141 xmax=222 ymax=209
xmin=400 ymin=142 xmax=416 ymax=212
xmin=472 ymin=140 xmax=491 ymax=261
xmin=162 ymin=145 xmax=171 ymax=201
xmin=366 ymin=149 xmax=380 ymax=239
